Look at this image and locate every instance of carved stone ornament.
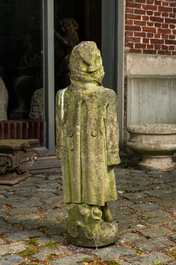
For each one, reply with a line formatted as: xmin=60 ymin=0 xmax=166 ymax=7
xmin=0 ymin=139 xmax=39 ymax=185
xmin=56 ymin=41 xmax=120 ymax=247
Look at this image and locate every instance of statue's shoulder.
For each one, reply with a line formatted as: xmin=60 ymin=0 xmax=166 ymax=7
xmin=96 ymin=87 xmax=117 ymax=100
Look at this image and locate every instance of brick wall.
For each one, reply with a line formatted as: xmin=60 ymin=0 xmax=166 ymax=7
xmin=125 ymin=0 xmax=176 ymax=55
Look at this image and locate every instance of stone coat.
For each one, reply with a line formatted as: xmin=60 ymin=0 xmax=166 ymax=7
xmin=56 ymin=84 xmax=120 ymax=206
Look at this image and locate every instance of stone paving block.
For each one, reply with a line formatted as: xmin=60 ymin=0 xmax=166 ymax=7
xmin=50 ymin=254 xmax=93 ymax=265
xmin=137 ymin=226 xmax=174 ymax=238
xmin=114 ymin=214 xmax=138 ymax=223
xmin=120 ymin=192 xmax=148 ymax=201
xmin=5 ymin=214 xmax=41 ymax=224
xmin=0 ymin=242 xmax=27 ymax=256
xmin=118 ymin=232 xmax=144 ymax=244
xmin=31 ymin=247 xmax=65 ymax=261
xmin=21 ymin=218 xmax=59 ymax=230
xmin=46 ymin=224 xmax=67 ymax=235
xmin=4 ymin=230 xmax=44 ymax=242
xmin=139 ymin=209 xmax=170 ymax=218
xmin=42 ymin=209 xmax=67 ymax=218
xmin=4 ymin=198 xmax=42 ymax=208
xmin=92 ymin=246 xmax=136 ymax=259
xmin=126 ymin=251 xmax=173 ymax=265
xmin=8 ymin=206 xmax=39 ymax=216
xmin=37 ymin=235 xmax=66 ymax=246
xmin=0 ymin=223 xmax=21 ymax=234
xmin=169 ymin=262 xmax=176 ymax=265
xmin=131 ymin=236 xmax=175 ymax=252
xmin=130 ymin=203 xmax=160 ymax=212
xmin=169 ymin=233 xmax=176 ymax=242
xmin=109 ymin=200 xmax=134 ymax=208
xmin=142 ymin=216 xmax=173 ymax=226
xmin=0 ymin=255 xmax=25 ymax=265
xmin=119 ymin=222 xmax=147 ymax=234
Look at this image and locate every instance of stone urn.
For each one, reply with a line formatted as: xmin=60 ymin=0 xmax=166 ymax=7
xmin=126 ymin=124 xmax=176 ymax=171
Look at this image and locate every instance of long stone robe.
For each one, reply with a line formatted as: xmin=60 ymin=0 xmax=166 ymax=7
xmin=56 ymin=83 xmax=120 ymax=206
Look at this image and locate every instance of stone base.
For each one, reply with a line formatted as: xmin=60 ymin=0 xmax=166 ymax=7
xmin=139 ymin=155 xmax=176 ymax=172
xmin=66 ymin=203 xmax=118 ymax=248
xmin=0 ymin=172 xmax=31 ymax=185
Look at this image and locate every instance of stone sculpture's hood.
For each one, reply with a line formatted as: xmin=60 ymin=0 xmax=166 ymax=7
xmin=69 ymin=41 xmax=105 ymax=85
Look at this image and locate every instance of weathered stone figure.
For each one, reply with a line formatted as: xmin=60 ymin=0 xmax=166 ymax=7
xmin=56 ymin=41 xmax=120 ymax=247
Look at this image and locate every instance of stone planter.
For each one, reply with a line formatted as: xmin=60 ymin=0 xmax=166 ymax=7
xmin=126 ymin=124 xmax=176 ymax=171
xmin=0 ymin=139 xmax=39 ymax=185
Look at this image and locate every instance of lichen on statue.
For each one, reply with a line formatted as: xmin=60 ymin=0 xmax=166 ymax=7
xmin=56 ymin=41 xmax=120 ymax=247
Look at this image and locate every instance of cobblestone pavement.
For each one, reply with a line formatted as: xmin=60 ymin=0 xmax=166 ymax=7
xmin=0 ymin=159 xmax=176 ymax=265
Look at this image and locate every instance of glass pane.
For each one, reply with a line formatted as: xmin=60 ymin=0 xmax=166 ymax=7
xmin=0 ymin=0 xmax=44 ymax=146
xmin=54 ymin=0 xmax=101 ymax=92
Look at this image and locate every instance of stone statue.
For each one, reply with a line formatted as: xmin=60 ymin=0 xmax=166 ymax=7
xmin=56 ymin=41 xmax=120 ymax=247
xmin=0 ymin=77 xmax=8 ymax=121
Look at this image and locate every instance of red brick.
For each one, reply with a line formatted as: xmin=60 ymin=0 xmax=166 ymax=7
xmin=127 ymin=2 xmax=141 ymax=8
xmin=147 ymin=11 xmax=153 ymax=15
xmin=126 ymin=25 xmax=141 ymax=31
xmin=126 ymin=31 xmax=134 ymax=37
xmin=142 ymin=16 xmax=149 ymax=21
xmin=147 ymin=22 xmax=154 ymax=26
xmin=142 ymin=4 xmax=157 ymax=11
xmin=126 ymin=36 xmax=141 ymax=43
xmin=158 ymin=6 xmax=172 ymax=13
xmin=173 ymin=30 xmax=176 ymax=35
xmin=126 ymin=19 xmax=134 ymax=25
xmin=143 ymin=38 xmax=149 ymax=43
xmin=143 ymin=49 xmax=156 ymax=54
xmin=126 ymin=14 xmax=142 ymax=20
xmin=162 ymin=1 xmax=169 ymax=7
xmin=154 ymin=44 xmax=161 ymax=50
xmin=169 ymin=13 xmax=175 ymax=18
xmin=154 ymin=33 xmax=160 ymax=38
xmin=158 ymin=28 xmax=171 ymax=34
xmin=169 ymin=46 xmax=174 ymax=50
xmin=162 ymin=45 xmax=168 ymax=50
xmin=151 ymin=39 xmax=164 ymax=44
xmin=162 ymin=12 xmax=169 ymax=17
xmin=147 ymin=44 xmax=154 ymax=49
xmin=126 ymin=43 xmax=134 ymax=48
xmin=165 ymin=39 xmax=176 ymax=45
xmin=165 ymin=18 xmax=176 ymax=24
xmin=155 ymin=0 xmax=161 ymax=5
xmin=134 ymin=21 xmax=146 ymax=26
xmin=155 ymin=23 xmax=161 ymax=28
xmin=136 ymin=0 xmax=145 ymax=3
xmin=135 ymin=43 xmax=146 ymax=49
xmin=162 ymin=34 xmax=169 ymax=39
xmin=158 ymin=50 xmax=171 ymax=55
xmin=147 ymin=32 xmax=154 ymax=37
xmin=170 ymin=24 xmax=175 ymax=29
xmin=143 ymin=26 xmax=156 ymax=33
xmin=126 ymin=7 xmax=134 ymax=14
xmin=147 ymin=0 xmax=154 ymax=4
xmin=162 ymin=24 xmax=168 ymax=29
xmin=135 ymin=9 xmax=145 ymax=15
xmin=169 ymin=34 xmax=175 ymax=40
xmin=134 ymin=32 xmax=146 ymax=37
xmin=126 ymin=48 xmax=142 ymax=53
xmin=154 ymin=12 xmax=161 ymax=17
xmin=150 ymin=16 xmax=164 ymax=23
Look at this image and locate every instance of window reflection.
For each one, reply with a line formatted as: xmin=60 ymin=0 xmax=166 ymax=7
xmin=0 ymin=1 xmax=44 ymax=146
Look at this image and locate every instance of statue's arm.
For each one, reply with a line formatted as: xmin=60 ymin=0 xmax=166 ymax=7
xmin=106 ymin=90 xmax=121 ymax=166
xmin=56 ymin=91 xmax=62 ymax=160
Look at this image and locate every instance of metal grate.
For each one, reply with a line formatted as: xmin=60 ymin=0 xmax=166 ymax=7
xmin=0 ymin=120 xmax=44 ymax=146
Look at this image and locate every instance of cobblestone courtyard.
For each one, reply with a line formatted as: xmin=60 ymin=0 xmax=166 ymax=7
xmin=0 ymin=158 xmax=176 ymax=264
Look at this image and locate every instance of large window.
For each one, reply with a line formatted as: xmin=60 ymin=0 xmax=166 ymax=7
xmin=0 ymin=1 xmax=44 ymax=146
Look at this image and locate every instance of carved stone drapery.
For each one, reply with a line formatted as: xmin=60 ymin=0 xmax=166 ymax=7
xmin=0 ymin=139 xmax=39 ymax=185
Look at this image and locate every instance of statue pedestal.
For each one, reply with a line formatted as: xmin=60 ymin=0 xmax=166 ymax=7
xmin=66 ymin=203 xmax=118 ymax=248
xmin=0 ymin=139 xmax=39 ymax=185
